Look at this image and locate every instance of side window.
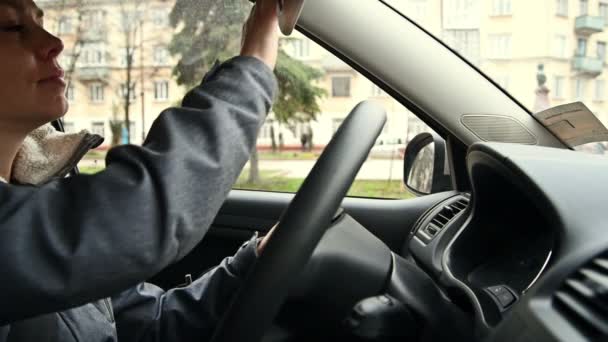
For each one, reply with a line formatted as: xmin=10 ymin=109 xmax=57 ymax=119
xmin=234 ymin=34 xmax=437 ymax=199
xmin=42 ymin=1 xmax=438 ymax=195
xmin=91 ymin=121 xmax=106 ymax=137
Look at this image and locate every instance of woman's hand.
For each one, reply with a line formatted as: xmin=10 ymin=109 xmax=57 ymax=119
xmin=240 ymin=0 xmax=280 ymax=69
xmin=257 ymin=223 xmax=277 ymax=254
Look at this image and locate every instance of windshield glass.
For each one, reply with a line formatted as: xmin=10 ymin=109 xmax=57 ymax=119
xmin=385 ymin=0 xmax=608 ymax=153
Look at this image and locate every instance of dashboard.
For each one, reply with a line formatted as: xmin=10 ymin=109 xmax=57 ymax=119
xmin=404 ymin=142 xmax=608 ymax=342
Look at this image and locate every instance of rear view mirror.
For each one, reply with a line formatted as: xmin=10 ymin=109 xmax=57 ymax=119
xmin=403 ymin=133 xmax=451 ymax=195
xmin=278 ymin=0 xmax=306 ymax=35
xmin=250 ymin=0 xmax=306 ymax=36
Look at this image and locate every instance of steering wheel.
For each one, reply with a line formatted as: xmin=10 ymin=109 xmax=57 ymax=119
xmin=211 ymin=101 xmax=387 ymax=342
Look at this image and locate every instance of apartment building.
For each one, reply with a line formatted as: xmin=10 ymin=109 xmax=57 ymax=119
xmin=39 ymin=0 xmax=184 ymax=146
xmin=388 ymin=0 xmax=608 ymax=125
xmin=258 ymin=32 xmax=428 ymax=149
xmin=39 ymin=0 xmax=430 ymax=149
xmin=259 ymin=0 xmax=608 ymax=149
xmin=41 ymin=0 xmax=606 ymax=149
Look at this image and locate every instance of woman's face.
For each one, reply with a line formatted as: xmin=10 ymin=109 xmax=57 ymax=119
xmin=0 ymin=0 xmax=66 ymax=131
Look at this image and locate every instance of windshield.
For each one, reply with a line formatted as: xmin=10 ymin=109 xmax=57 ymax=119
xmin=385 ymin=0 xmax=608 ymax=153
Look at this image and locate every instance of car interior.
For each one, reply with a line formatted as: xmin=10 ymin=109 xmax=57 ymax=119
xmin=51 ymin=0 xmax=608 ymax=341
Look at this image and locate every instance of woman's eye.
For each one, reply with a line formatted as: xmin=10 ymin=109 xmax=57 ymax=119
xmin=1 ymin=25 xmax=24 ymax=33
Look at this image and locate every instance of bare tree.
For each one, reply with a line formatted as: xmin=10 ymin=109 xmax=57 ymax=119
xmin=113 ymin=0 xmax=161 ymax=144
xmin=43 ymin=0 xmax=89 ymax=90
xmin=115 ymin=0 xmax=143 ymax=144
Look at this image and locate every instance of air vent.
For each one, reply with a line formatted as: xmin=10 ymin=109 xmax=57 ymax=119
xmin=553 ymin=251 xmax=608 ymax=340
xmin=417 ymin=197 xmax=470 ymax=242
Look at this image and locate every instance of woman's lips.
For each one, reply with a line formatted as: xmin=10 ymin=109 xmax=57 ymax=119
xmin=38 ymin=67 xmax=66 ymax=87
xmin=38 ymin=71 xmax=66 ymax=88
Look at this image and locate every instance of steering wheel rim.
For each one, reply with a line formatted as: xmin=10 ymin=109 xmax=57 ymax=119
xmin=211 ymin=101 xmax=387 ymax=342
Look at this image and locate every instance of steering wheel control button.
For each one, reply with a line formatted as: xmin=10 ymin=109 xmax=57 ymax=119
xmin=486 ymin=285 xmax=517 ymax=309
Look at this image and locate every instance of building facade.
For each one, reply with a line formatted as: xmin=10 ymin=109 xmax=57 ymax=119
xmin=40 ymin=0 xmax=606 ymax=151
xmin=388 ymin=0 xmax=608 ymax=125
xmin=39 ymin=0 xmax=184 ymax=146
xmin=40 ymin=0 xmax=430 ymax=150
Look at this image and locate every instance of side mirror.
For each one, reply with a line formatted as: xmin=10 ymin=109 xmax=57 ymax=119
xmin=403 ymin=132 xmax=451 ymax=195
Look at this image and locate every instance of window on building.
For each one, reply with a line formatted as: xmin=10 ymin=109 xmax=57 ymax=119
xmin=331 ymin=76 xmax=351 ymax=97
xmin=151 ymin=8 xmax=169 ymax=27
xmin=371 ymin=84 xmax=384 ymax=97
xmin=488 ymin=34 xmax=512 ymax=59
xmin=65 ymin=84 xmax=75 ymax=101
xmin=575 ymin=78 xmax=585 ymax=100
xmin=443 ymin=29 xmax=480 ymax=64
xmin=577 ymin=38 xmax=587 ymax=56
xmin=332 ymin=118 xmax=344 ymax=134
xmin=154 ymin=80 xmax=169 ymax=101
xmin=120 ymin=83 xmax=137 ymax=101
xmin=580 ymin=0 xmax=588 ymax=15
xmin=553 ymin=76 xmax=565 ymax=99
xmin=57 ymin=16 xmax=73 ymax=35
xmin=495 ymin=75 xmax=510 ymax=90
xmin=553 ymin=34 xmax=567 ymax=58
xmin=491 ymin=0 xmax=512 ymax=16
xmin=83 ymin=10 xmax=105 ymax=27
xmin=129 ymin=121 xmax=136 ymax=140
xmin=580 ymin=0 xmax=591 ymax=15
xmin=119 ymin=47 xmax=136 ymax=67
xmin=292 ymin=39 xmax=311 ymax=58
xmin=89 ymin=83 xmax=104 ymax=103
xmin=120 ymin=10 xmax=141 ymax=32
xmin=259 ymin=120 xmax=274 ymax=139
xmin=595 ymin=80 xmax=606 ymax=101
xmin=63 ymin=121 xmax=75 ymax=133
xmin=81 ymin=43 xmax=106 ymax=66
xmin=407 ymin=0 xmax=429 ymax=23
xmin=598 ymin=42 xmax=606 ymax=62
xmin=59 ymin=54 xmax=72 ymax=69
xmin=556 ymin=0 xmax=568 ymax=16
xmin=153 ymin=46 xmax=169 ymax=65
xmin=91 ymin=121 xmax=105 ymax=137
xmin=442 ymin=0 xmax=481 ymax=29
xmin=600 ymin=2 xmax=608 ymax=23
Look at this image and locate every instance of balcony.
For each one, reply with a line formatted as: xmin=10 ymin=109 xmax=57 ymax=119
xmin=573 ymin=56 xmax=604 ymax=76
xmin=81 ymin=28 xmax=108 ymax=42
xmin=575 ymin=16 xmax=605 ymax=35
xmin=77 ymin=67 xmax=110 ymax=81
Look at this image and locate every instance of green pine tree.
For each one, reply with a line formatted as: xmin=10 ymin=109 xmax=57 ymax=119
xmin=169 ymin=0 xmax=326 ymax=183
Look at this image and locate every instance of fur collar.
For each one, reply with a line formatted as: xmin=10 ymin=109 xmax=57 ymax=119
xmin=0 ymin=124 xmax=103 ymax=185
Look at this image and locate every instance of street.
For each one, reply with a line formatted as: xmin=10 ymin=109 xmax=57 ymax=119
xmin=246 ymin=158 xmax=404 ymax=180
xmin=79 ymin=157 xmax=405 ymax=181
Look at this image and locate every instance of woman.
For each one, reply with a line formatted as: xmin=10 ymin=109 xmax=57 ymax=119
xmin=0 ymin=0 xmax=279 ymax=340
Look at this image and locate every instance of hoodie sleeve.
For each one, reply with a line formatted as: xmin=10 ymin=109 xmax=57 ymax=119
xmin=0 ymin=55 xmax=277 ymax=324
xmin=111 ymin=235 xmax=259 ymax=342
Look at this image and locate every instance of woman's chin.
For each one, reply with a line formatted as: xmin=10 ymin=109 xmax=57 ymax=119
xmin=35 ymin=99 xmax=69 ymax=126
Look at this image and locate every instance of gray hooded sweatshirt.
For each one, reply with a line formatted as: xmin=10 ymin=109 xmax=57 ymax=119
xmin=0 ymin=56 xmax=277 ymax=341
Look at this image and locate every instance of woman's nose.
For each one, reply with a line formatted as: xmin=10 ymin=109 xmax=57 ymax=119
xmin=35 ymin=29 xmax=64 ymax=61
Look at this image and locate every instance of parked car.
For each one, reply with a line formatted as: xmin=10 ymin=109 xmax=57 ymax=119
xmin=369 ymin=135 xmax=406 ymax=158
